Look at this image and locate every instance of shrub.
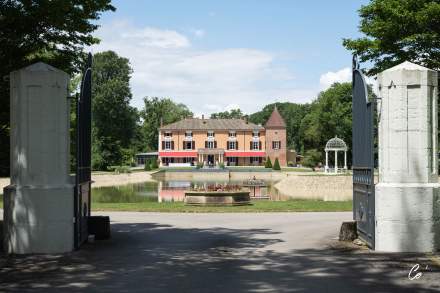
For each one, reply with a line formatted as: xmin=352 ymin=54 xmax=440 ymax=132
xmin=264 ymin=157 xmax=272 ymax=168
xmin=287 ymin=161 xmax=294 ymax=167
xmin=273 ymin=158 xmax=281 ymax=170
xmin=302 ymin=149 xmax=323 ymax=169
xmin=151 ymin=159 xmax=159 ymax=169
xmin=218 ymin=162 xmax=225 ymax=169
xmin=144 ymin=159 xmax=152 ymax=171
xmin=196 ymin=162 xmax=204 ymax=169
xmin=114 ymin=166 xmax=132 ymax=174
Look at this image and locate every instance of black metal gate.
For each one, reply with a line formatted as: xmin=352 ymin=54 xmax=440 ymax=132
xmin=74 ymin=53 xmax=92 ymax=249
xmin=352 ymin=56 xmax=375 ymax=248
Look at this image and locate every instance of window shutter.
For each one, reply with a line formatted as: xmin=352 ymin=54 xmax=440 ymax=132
xmin=183 ymin=142 xmax=186 ymax=150
xmin=227 ymin=142 xmax=229 ymax=150
xmin=236 ymin=141 xmax=238 ymax=150
xmin=192 ymin=141 xmax=195 ymax=150
xmin=162 ymin=141 xmax=165 ymax=150
xmin=259 ymin=141 xmax=262 ymax=150
xmin=250 ymin=141 xmax=252 ymax=150
xmin=171 ymin=141 xmax=174 ymax=150
xmin=272 ymin=141 xmax=275 ymax=149
xmin=279 ymin=141 xmax=281 ymax=149
xmin=205 ymin=141 xmax=208 ymax=148
xmin=214 ymin=141 xmax=217 ymax=148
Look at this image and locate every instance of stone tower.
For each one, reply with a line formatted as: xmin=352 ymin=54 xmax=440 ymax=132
xmin=264 ymin=106 xmax=287 ymax=166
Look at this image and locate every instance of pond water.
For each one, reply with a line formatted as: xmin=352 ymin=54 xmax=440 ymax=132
xmin=92 ymin=179 xmax=288 ymax=203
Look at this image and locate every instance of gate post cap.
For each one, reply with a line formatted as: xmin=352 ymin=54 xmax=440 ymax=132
xmin=378 ymin=61 xmax=437 ymax=87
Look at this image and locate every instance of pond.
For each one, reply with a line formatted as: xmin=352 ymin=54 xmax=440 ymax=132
xmin=92 ymin=179 xmax=288 ymax=204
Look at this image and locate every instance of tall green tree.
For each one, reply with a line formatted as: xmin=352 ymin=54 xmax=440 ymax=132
xmin=0 ymin=0 xmax=114 ymax=176
xmin=92 ymin=51 xmax=138 ymax=170
xmin=299 ymin=83 xmax=353 ymax=165
xmin=140 ymin=97 xmax=193 ymax=151
xmin=249 ymin=102 xmax=310 ymax=151
xmin=343 ymin=0 xmax=440 ymax=75
xmin=210 ymin=109 xmax=245 ymax=119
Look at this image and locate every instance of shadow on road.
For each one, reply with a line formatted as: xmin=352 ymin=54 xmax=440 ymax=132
xmin=1 ymin=222 xmax=439 ymax=292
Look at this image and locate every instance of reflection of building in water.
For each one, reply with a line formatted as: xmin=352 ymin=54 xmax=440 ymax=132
xmin=157 ymin=181 xmax=188 ymax=202
xmin=156 ymin=179 xmax=288 ymax=202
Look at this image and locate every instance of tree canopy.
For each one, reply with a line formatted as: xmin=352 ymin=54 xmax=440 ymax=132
xmin=210 ymin=109 xmax=245 ymax=119
xmin=91 ymin=51 xmax=138 ymax=170
xmin=0 ymin=0 xmax=114 ymax=176
xmin=343 ymin=0 xmax=440 ymax=75
xmin=140 ymin=97 xmax=193 ymax=151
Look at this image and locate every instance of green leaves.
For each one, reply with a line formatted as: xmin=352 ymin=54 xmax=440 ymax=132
xmin=343 ymin=0 xmax=440 ymax=75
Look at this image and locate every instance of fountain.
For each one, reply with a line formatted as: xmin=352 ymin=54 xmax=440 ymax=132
xmin=184 ymin=184 xmax=251 ymax=206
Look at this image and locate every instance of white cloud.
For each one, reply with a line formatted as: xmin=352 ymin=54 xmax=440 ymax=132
xmin=319 ymin=67 xmax=351 ymax=90
xmin=91 ymin=20 xmax=316 ymax=114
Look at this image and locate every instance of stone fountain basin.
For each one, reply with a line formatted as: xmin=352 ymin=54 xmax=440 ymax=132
xmin=184 ymin=191 xmax=251 ymax=206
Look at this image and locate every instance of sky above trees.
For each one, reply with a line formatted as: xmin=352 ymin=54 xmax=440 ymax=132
xmin=90 ymin=0 xmax=370 ymax=116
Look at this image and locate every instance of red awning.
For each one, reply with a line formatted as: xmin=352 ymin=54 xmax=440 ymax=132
xmin=159 ymin=151 xmax=197 ymax=158
xmin=224 ymin=151 xmax=265 ymax=157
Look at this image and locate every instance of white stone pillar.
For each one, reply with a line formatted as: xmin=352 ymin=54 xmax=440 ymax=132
xmin=3 ymin=63 xmax=74 ymax=254
xmin=334 ymin=150 xmax=338 ymax=174
xmin=325 ymin=151 xmax=329 ymax=173
xmin=376 ymin=61 xmax=439 ymax=252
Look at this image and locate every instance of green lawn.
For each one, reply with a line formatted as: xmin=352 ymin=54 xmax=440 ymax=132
xmin=91 ymin=200 xmax=352 ymax=213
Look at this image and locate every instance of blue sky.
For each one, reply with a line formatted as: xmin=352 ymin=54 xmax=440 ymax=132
xmin=92 ymin=0 xmax=370 ymax=116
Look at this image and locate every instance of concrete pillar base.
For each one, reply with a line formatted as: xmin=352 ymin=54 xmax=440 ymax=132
xmin=375 ymin=183 xmax=440 ymax=252
xmin=3 ymin=184 xmax=74 ymax=254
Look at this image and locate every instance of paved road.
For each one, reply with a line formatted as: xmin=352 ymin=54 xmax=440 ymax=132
xmin=1 ymin=212 xmax=439 ymax=292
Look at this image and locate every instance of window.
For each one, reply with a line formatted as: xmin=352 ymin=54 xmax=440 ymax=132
xmin=183 ymin=141 xmax=194 ymax=150
xmin=207 ymin=131 xmax=215 ymax=137
xmin=185 ymin=131 xmax=192 ymax=137
xmin=253 ymin=130 xmax=259 ymax=137
xmin=206 ymin=141 xmax=216 ymax=149
xmin=228 ymin=141 xmax=237 ymax=150
xmin=227 ymin=157 xmax=238 ymax=166
xmin=272 ymin=141 xmax=281 ymax=150
xmin=229 ymin=131 xmax=236 ymax=137
xmin=164 ymin=131 xmax=172 ymax=137
xmin=250 ymin=157 xmax=261 ymax=165
xmin=252 ymin=141 xmax=259 ymax=150
xmin=165 ymin=141 xmax=172 ymax=150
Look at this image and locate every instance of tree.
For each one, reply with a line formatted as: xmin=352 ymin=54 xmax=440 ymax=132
xmin=264 ymin=157 xmax=272 ymax=168
xmin=0 ymin=0 xmax=115 ymax=176
xmin=140 ymin=97 xmax=193 ymax=151
xmin=91 ymin=51 xmax=138 ymax=170
xmin=273 ymin=158 xmax=281 ymax=171
xmin=250 ymin=102 xmax=310 ymax=152
xmin=299 ymin=83 xmax=353 ymax=164
xmin=343 ymin=0 xmax=440 ymax=75
xmin=210 ymin=109 xmax=245 ymax=119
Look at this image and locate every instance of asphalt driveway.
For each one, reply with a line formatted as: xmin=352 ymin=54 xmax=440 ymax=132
xmin=1 ymin=212 xmax=439 ymax=292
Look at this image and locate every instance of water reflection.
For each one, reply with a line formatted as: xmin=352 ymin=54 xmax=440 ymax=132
xmin=92 ymin=179 xmax=287 ymax=203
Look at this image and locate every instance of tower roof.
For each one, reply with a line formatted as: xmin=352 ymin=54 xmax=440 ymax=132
xmin=264 ymin=106 xmax=286 ymax=128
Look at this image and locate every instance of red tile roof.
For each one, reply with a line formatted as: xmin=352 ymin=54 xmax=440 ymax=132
xmin=264 ymin=106 xmax=286 ymax=128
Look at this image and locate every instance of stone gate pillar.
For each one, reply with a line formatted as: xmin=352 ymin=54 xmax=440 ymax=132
xmin=3 ymin=63 xmax=74 ymax=253
xmin=376 ymin=61 xmax=440 ymax=252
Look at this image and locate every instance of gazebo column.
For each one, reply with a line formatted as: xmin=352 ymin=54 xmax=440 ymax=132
xmin=334 ymin=150 xmax=338 ymax=174
xmin=325 ymin=151 xmax=329 ymax=173
xmin=344 ymin=151 xmax=347 ymax=170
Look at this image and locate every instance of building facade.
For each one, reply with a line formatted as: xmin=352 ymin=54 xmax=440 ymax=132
xmin=158 ymin=107 xmax=287 ymax=167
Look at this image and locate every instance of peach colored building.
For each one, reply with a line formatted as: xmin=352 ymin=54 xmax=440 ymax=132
xmin=158 ymin=107 xmax=287 ymax=167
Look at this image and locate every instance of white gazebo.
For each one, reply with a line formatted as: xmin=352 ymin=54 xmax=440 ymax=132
xmin=324 ymin=136 xmax=348 ymax=174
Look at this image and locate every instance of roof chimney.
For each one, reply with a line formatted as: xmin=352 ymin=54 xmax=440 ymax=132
xmin=202 ymin=114 xmax=205 ymax=120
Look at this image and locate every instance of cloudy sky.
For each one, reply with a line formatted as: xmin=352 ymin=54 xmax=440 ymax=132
xmin=91 ymin=0 xmax=369 ymax=116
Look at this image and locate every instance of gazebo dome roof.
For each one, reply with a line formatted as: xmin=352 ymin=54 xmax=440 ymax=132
xmin=325 ymin=136 xmax=348 ymax=151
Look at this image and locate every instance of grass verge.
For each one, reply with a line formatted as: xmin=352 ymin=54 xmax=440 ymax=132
xmin=91 ymin=200 xmax=352 ymax=213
